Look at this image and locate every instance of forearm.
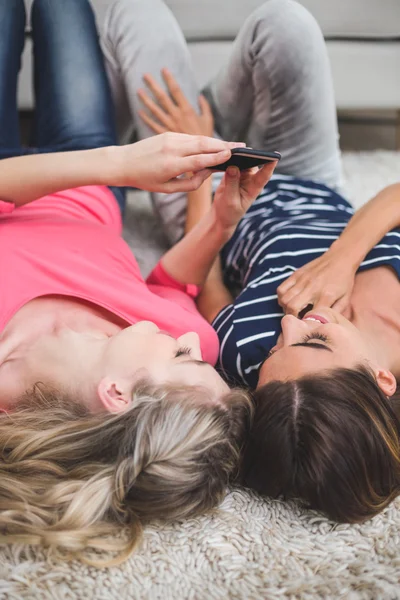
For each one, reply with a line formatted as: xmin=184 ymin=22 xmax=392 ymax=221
xmin=185 ymin=177 xmax=213 ymax=234
xmin=0 ymin=147 xmax=119 ymax=206
xmin=196 ymin=258 xmax=233 ymax=323
xmin=161 ymin=208 xmax=232 ymax=286
xmin=329 ymin=183 xmax=400 ymax=266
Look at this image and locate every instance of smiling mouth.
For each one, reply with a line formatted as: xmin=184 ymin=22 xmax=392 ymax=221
xmin=302 ymin=313 xmax=329 ymax=324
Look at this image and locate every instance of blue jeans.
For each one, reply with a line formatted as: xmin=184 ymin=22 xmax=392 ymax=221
xmin=0 ymin=0 xmax=125 ymax=213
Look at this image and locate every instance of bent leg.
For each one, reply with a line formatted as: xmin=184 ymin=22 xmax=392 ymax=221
xmin=204 ymin=0 xmax=342 ymax=189
xmin=0 ymin=0 xmax=26 ymax=158
xmin=101 ymin=0 xmax=201 ymax=243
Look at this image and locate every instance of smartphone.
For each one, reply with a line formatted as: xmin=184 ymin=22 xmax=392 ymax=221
xmin=212 ymin=148 xmax=281 ymax=171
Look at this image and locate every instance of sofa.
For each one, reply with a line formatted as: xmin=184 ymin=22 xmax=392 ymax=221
xmin=19 ymin=0 xmax=400 ymax=114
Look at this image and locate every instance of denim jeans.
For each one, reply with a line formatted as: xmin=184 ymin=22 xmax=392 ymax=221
xmin=0 ymin=0 xmax=125 ymax=213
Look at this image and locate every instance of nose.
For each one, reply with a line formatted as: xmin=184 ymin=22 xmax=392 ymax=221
xmin=280 ymin=314 xmax=319 ymax=345
xmin=131 ymin=321 xmax=159 ymax=334
xmin=177 ymin=332 xmax=202 ymax=359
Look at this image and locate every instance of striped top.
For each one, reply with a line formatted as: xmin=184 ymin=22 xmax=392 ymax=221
xmin=212 ymin=174 xmax=400 ymax=388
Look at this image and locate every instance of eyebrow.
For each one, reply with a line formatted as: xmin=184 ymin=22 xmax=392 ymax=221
xmin=290 ymin=342 xmax=333 ymax=353
xmin=186 ymin=359 xmax=209 ymax=366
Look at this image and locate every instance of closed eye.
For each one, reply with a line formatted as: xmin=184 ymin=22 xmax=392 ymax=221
xmin=291 ymin=332 xmax=332 ymax=352
xmin=175 ymin=346 xmax=192 ymax=358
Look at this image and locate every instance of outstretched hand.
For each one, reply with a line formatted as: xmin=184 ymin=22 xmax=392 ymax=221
xmin=138 ymin=68 xmax=214 ymax=138
xmin=277 ymin=248 xmax=357 ymax=316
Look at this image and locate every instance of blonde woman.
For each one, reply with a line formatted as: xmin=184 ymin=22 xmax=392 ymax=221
xmin=0 ymin=0 xmax=278 ymax=564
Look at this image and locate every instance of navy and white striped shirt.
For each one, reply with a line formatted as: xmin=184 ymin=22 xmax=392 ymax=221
xmin=213 ymin=174 xmax=400 ymax=388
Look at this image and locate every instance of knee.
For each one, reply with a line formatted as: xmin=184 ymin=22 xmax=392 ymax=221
xmin=106 ymin=0 xmax=176 ymax=32
xmin=247 ymin=0 xmax=325 ymax=65
xmin=105 ymin=0 xmax=186 ymax=53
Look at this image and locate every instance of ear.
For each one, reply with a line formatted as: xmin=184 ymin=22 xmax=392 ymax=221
xmin=373 ymin=367 xmax=397 ymax=397
xmin=97 ymin=377 xmax=132 ymax=413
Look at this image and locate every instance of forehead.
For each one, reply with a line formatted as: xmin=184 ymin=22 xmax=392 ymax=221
xmin=258 ymin=345 xmax=348 ymax=384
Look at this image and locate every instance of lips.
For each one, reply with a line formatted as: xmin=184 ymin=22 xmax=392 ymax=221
xmin=302 ymin=313 xmax=329 ymax=324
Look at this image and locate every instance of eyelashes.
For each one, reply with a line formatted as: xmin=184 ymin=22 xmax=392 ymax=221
xmin=175 ymin=346 xmax=192 ymax=358
xmin=301 ymin=332 xmax=330 ymax=344
xmin=266 ymin=331 xmax=330 ymax=360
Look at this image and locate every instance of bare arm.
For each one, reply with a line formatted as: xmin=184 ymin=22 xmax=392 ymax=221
xmin=196 ymin=257 xmax=234 ymax=322
xmin=328 ymin=183 xmax=400 ymax=263
xmin=138 ymin=70 xmax=248 ymax=319
xmin=278 ymin=183 xmax=400 ymax=315
xmin=161 ymin=163 xmax=275 ymax=287
xmin=0 ymin=133 xmax=236 ymax=206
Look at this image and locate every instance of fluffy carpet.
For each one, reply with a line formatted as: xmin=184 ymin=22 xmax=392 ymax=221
xmin=0 ymin=151 xmax=399 ymax=600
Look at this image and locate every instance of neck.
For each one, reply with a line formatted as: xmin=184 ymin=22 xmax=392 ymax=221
xmin=350 ymin=302 xmax=400 ymax=378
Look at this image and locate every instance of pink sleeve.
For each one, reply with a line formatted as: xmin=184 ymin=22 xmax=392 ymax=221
xmin=0 ymin=200 xmax=15 ymax=214
xmin=146 ymin=261 xmax=201 ymax=299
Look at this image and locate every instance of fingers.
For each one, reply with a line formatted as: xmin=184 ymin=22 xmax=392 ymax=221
xmin=225 ymin=166 xmax=241 ymax=190
xmin=281 ymin=291 xmax=313 ymax=316
xmin=177 ymin=148 xmax=232 ymax=174
xmin=199 ymin=94 xmax=213 ymax=118
xmin=277 ymin=274 xmax=297 ymax=297
xmin=142 ymin=73 xmax=177 ymax=114
xmin=251 ymin=161 xmax=277 ymax=190
xmin=138 ymin=109 xmax=168 ymax=134
xmin=138 ymin=88 xmax=176 ymax=131
xmin=162 ymin=68 xmax=192 ymax=110
xmin=163 ymin=169 xmax=212 ymax=193
xmin=178 ymin=135 xmax=241 ymax=156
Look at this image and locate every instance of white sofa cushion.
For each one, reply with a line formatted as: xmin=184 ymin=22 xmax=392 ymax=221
xmin=165 ymin=0 xmax=400 ymax=40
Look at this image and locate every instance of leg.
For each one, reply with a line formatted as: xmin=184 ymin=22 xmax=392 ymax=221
xmin=101 ymin=0 xmax=201 ymax=243
xmin=0 ymin=0 xmax=26 ymax=159
xmin=204 ymin=0 xmax=343 ymax=189
xmin=31 ymin=0 xmax=125 ymax=211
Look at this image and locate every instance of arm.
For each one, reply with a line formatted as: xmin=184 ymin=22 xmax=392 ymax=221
xmin=278 ymin=183 xmax=400 ymax=315
xmin=138 ymin=70 xmax=255 ymax=318
xmin=328 ymin=183 xmax=400 ymax=262
xmin=196 ymin=257 xmax=234 ymax=323
xmin=0 ymin=133 xmax=236 ymax=207
xmin=160 ymin=163 xmax=275 ymax=287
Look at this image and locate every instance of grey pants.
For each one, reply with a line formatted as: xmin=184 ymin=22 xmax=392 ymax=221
xmin=99 ymin=0 xmax=343 ymax=243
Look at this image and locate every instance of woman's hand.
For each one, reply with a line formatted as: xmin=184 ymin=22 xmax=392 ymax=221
xmin=212 ymin=163 xmax=277 ymax=234
xmin=113 ymin=133 xmax=239 ymax=193
xmin=277 ymin=248 xmax=358 ymax=316
xmin=138 ymin=68 xmax=214 ymax=137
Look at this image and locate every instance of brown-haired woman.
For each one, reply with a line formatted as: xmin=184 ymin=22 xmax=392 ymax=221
xmin=132 ymin=0 xmax=400 ymax=523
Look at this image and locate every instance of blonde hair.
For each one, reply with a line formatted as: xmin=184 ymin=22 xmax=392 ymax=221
xmin=0 ymin=382 xmax=251 ymax=566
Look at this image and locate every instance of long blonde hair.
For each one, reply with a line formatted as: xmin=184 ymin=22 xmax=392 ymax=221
xmin=0 ymin=382 xmax=251 ymax=566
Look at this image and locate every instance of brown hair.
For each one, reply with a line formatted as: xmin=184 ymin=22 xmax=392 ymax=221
xmin=242 ymin=365 xmax=400 ymax=523
xmin=0 ymin=382 xmax=251 ymax=566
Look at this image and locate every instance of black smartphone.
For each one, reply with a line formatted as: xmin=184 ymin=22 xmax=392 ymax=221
xmin=212 ymin=147 xmax=281 ymax=171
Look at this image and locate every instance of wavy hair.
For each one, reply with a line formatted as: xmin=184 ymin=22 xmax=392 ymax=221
xmin=0 ymin=382 xmax=251 ymax=566
xmin=242 ymin=365 xmax=400 ymax=523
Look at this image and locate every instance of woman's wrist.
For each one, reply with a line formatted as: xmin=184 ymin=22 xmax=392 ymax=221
xmin=329 ymin=237 xmax=365 ymax=270
xmin=100 ymin=146 xmax=127 ymax=187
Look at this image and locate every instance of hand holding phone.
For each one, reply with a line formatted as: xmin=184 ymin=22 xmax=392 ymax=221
xmin=212 ymin=147 xmax=281 ymax=171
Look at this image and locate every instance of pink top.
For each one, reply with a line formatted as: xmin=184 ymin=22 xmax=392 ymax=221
xmin=0 ymin=186 xmax=219 ymax=364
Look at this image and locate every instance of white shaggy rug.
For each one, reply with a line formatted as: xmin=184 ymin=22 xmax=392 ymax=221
xmin=1 ymin=151 xmax=399 ymax=600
